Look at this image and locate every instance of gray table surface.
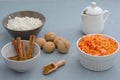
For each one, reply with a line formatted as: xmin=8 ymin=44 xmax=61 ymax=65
xmin=0 ymin=0 xmax=120 ymax=80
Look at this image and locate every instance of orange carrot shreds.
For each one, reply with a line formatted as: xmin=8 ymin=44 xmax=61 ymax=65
xmin=78 ymin=34 xmax=118 ymax=56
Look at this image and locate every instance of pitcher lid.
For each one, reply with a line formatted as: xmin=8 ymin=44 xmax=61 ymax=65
xmin=83 ymin=2 xmax=103 ymax=15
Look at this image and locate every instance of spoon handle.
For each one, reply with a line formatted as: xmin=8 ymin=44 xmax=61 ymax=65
xmin=56 ymin=59 xmax=66 ymax=67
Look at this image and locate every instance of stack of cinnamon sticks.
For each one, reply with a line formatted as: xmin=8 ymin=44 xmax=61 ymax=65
xmin=8 ymin=35 xmax=35 ymax=61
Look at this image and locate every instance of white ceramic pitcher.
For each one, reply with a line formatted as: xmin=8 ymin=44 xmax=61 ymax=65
xmin=81 ymin=2 xmax=109 ymax=34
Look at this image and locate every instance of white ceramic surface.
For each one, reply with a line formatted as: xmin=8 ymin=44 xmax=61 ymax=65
xmin=76 ymin=34 xmax=120 ymax=71
xmin=1 ymin=40 xmax=40 ymax=72
xmin=81 ymin=2 xmax=109 ymax=34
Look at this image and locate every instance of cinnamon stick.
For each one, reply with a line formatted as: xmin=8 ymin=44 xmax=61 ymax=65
xmin=27 ymin=35 xmax=35 ymax=59
xmin=16 ymin=37 xmax=23 ymax=60
xmin=11 ymin=38 xmax=20 ymax=59
xmin=8 ymin=55 xmax=19 ymax=60
xmin=21 ymin=41 xmax=27 ymax=60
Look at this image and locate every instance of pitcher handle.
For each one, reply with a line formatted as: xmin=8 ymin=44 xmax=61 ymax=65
xmin=103 ymin=10 xmax=109 ymax=23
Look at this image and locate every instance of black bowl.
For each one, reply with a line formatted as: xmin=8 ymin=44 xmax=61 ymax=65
xmin=2 ymin=11 xmax=46 ymax=40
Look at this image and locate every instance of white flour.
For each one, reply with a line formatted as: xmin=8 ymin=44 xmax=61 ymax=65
xmin=7 ymin=16 xmax=42 ymax=31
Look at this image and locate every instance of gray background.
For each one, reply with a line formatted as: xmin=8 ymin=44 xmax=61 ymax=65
xmin=0 ymin=0 xmax=120 ymax=80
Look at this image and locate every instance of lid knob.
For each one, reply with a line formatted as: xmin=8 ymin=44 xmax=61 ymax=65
xmin=91 ymin=2 xmax=96 ymax=8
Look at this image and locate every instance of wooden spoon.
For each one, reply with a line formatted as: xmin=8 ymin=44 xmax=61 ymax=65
xmin=42 ymin=59 xmax=66 ymax=75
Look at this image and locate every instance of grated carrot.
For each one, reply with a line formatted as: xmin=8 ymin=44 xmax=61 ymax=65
xmin=78 ymin=34 xmax=118 ymax=56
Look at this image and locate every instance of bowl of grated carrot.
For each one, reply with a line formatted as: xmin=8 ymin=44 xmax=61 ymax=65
xmin=76 ymin=34 xmax=119 ymax=71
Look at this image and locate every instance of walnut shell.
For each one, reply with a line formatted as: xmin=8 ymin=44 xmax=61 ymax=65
xmin=57 ymin=39 xmax=70 ymax=54
xmin=44 ymin=32 xmax=56 ymax=42
xmin=36 ymin=38 xmax=46 ymax=49
xmin=54 ymin=36 xmax=64 ymax=47
xmin=43 ymin=42 xmax=55 ymax=53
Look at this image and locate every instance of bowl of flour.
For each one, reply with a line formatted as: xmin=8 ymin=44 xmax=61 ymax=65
xmin=3 ymin=11 xmax=45 ymax=39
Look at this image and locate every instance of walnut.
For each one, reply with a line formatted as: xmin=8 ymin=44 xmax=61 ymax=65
xmin=54 ymin=36 xmax=64 ymax=47
xmin=36 ymin=38 xmax=46 ymax=49
xmin=43 ymin=42 xmax=55 ymax=53
xmin=44 ymin=32 xmax=56 ymax=42
xmin=57 ymin=39 xmax=70 ymax=54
